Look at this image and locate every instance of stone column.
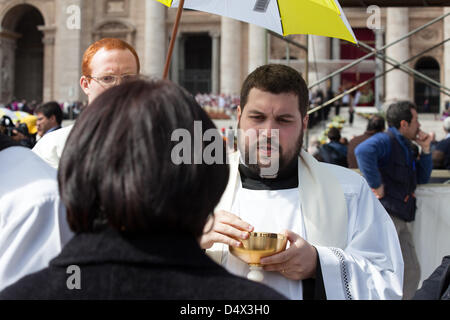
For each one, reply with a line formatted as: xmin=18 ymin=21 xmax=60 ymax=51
xmin=220 ymin=17 xmax=241 ymax=95
xmin=375 ymin=28 xmax=385 ymax=110
xmin=443 ymin=7 xmax=450 ymax=114
xmin=385 ymin=8 xmax=410 ymax=104
xmin=170 ymin=34 xmax=180 ymax=84
xmin=248 ymin=24 xmax=266 ymax=73
xmin=308 ymin=35 xmax=329 ymax=90
xmin=53 ymin=0 xmax=83 ymax=102
xmin=331 ymin=38 xmax=341 ymax=94
xmin=145 ymin=0 xmax=166 ymax=78
xmin=38 ymin=26 xmax=56 ymax=102
xmin=210 ymin=31 xmax=220 ymax=94
xmin=0 ymin=32 xmax=19 ymax=103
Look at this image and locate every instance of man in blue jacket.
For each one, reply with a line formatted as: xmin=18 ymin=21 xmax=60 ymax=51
xmin=355 ymin=101 xmax=433 ymax=300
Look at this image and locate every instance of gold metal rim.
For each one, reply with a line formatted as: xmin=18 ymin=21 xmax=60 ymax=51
xmin=248 ymin=232 xmax=286 ymax=239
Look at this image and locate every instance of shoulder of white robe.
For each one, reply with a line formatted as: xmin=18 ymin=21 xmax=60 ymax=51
xmin=210 ymin=151 xmax=240 ymax=264
xmin=215 ymin=151 xmax=240 ymax=212
xmin=206 ymin=243 xmax=227 ymax=265
xmin=299 ymin=150 xmax=348 ymax=249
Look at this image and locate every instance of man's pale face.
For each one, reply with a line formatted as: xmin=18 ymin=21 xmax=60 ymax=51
xmin=80 ymin=48 xmax=138 ymax=104
xmin=36 ymin=112 xmax=57 ymax=137
xmin=237 ymin=88 xmax=308 ymax=176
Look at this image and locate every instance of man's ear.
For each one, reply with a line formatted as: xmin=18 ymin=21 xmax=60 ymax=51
xmin=80 ymin=76 xmax=90 ymax=97
xmin=237 ymin=105 xmax=242 ymax=122
xmin=399 ymin=119 xmax=409 ymax=129
xmin=302 ymin=114 xmax=309 ymax=132
xmin=49 ymin=115 xmax=57 ymax=124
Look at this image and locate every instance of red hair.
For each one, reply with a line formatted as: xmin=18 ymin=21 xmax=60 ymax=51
xmin=82 ymin=38 xmax=140 ymax=76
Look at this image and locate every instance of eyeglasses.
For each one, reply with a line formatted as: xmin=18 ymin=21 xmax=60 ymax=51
xmin=87 ymin=74 xmax=140 ymax=87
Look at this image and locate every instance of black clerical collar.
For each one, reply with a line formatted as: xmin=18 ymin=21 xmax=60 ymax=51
xmin=238 ymin=159 xmax=299 ymax=190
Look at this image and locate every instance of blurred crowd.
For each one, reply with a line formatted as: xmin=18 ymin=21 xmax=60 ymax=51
xmin=1 ymin=99 xmax=85 ymax=118
xmin=307 ymin=82 xmax=375 ymax=129
xmin=309 ymin=112 xmax=450 ymax=173
xmin=0 ymin=100 xmax=85 ymax=149
xmin=194 ymin=93 xmax=239 ymax=119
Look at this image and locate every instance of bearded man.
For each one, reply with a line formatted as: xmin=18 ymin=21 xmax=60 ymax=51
xmin=200 ymin=64 xmax=404 ymax=300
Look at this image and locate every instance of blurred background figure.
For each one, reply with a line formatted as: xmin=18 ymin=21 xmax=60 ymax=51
xmin=35 ymin=102 xmax=63 ymax=139
xmin=358 ymin=84 xmax=374 ymax=106
xmin=432 ymin=117 xmax=450 ymax=170
xmin=0 ymin=114 xmax=37 ymax=148
xmin=317 ymin=127 xmax=348 ymax=168
xmin=348 ymin=83 xmax=360 ymax=127
xmin=347 ymin=115 xmax=386 ymax=169
xmin=0 ymin=79 xmax=285 ymax=300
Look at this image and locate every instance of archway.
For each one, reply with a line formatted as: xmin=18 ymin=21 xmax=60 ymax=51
xmin=414 ymin=57 xmax=440 ymax=114
xmin=1 ymin=4 xmax=44 ymax=103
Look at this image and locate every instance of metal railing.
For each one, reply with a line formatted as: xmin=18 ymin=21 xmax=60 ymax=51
xmin=270 ymin=11 xmax=450 ymax=117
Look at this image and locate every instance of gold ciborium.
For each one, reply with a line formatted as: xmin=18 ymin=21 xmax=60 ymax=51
xmin=229 ymin=232 xmax=287 ymax=282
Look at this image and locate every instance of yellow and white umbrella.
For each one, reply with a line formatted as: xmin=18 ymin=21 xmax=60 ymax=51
xmin=0 ymin=108 xmax=33 ymax=123
xmin=158 ymin=0 xmax=356 ymax=43
xmin=0 ymin=107 xmax=18 ymax=122
xmin=156 ymin=0 xmax=357 ymax=78
xmin=15 ymin=111 xmax=32 ymax=121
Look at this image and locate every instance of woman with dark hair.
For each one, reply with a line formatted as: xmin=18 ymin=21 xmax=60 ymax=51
xmin=0 ymin=80 xmax=285 ymax=300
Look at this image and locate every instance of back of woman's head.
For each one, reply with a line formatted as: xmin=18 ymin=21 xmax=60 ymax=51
xmin=58 ymin=79 xmax=229 ymax=237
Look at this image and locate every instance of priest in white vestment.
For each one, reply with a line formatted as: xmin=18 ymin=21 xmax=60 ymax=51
xmin=200 ymin=64 xmax=403 ymax=300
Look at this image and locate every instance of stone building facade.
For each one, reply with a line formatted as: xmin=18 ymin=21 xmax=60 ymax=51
xmin=0 ymin=0 xmax=449 ymax=113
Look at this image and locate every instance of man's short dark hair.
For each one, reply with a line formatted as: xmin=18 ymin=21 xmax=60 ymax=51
xmin=327 ymin=127 xmax=341 ymax=142
xmin=367 ymin=115 xmax=386 ymax=133
xmin=35 ymin=102 xmax=63 ymax=125
xmin=240 ymin=64 xmax=309 ymax=118
xmin=386 ymin=101 xmax=416 ymax=129
xmin=58 ymin=80 xmax=229 ymax=237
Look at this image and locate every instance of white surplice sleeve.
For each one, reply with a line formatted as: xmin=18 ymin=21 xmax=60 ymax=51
xmin=0 ymin=148 xmax=74 ymax=291
xmin=314 ymin=165 xmax=404 ymax=300
xmin=32 ymin=125 xmax=73 ymax=169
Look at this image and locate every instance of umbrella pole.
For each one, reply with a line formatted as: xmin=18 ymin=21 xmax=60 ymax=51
xmin=305 ymin=35 xmax=309 ymax=150
xmin=163 ymin=0 xmax=185 ymax=80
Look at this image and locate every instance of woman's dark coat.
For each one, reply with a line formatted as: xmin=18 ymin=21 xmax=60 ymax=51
xmin=0 ymin=228 xmax=286 ymax=300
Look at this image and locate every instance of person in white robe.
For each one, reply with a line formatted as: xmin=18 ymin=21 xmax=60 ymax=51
xmin=0 ymin=135 xmax=73 ymax=291
xmin=0 ymin=38 xmax=141 ymax=290
xmin=32 ymin=125 xmax=73 ymax=169
xmin=200 ymin=64 xmax=403 ymax=300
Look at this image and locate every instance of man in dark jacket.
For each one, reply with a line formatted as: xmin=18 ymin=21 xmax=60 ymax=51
xmin=35 ymin=101 xmax=63 ymax=138
xmin=355 ymin=101 xmax=433 ymax=299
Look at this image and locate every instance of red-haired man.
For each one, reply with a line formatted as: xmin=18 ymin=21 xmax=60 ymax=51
xmin=33 ymin=38 xmax=140 ymax=168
